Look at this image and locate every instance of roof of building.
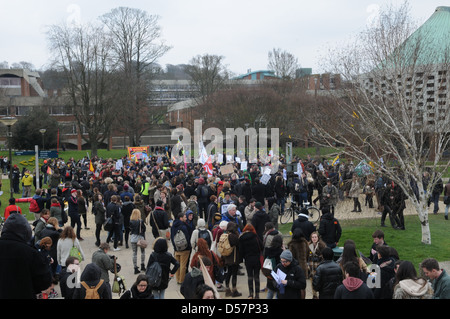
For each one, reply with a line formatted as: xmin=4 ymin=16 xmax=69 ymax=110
xmin=0 ymin=68 xmax=47 ymax=97
xmin=233 ymin=70 xmax=280 ymax=80
xmin=394 ymin=6 xmax=450 ymax=67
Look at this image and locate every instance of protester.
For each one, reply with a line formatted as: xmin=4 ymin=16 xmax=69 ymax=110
xmin=421 ymin=258 xmax=450 ymax=299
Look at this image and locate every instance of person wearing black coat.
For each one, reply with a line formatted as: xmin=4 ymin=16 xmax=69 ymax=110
xmin=251 ymin=179 xmax=267 ymax=204
xmin=106 ymin=195 xmax=123 ymax=250
xmin=72 ymin=263 xmax=111 ymax=299
xmin=318 ymin=207 xmax=342 ymax=248
xmin=251 ymin=202 xmax=271 ymax=243
xmin=68 ymin=188 xmax=82 ymax=240
xmin=312 ymin=247 xmax=343 ymax=299
xmin=239 ymin=224 xmax=263 ymax=299
xmin=149 ymin=202 xmax=171 ymax=239
xmin=291 ymin=208 xmax=316 ymax=241
xmin=146 ymin=237 xmax=179 ymax=299
xmin=373 ymin=245 xmax=396 ymax=299
xmin=241 ymin=179 xmax=253 ymax=203
xmin=0 ymin=214 xmax=53 ymax=298
xmin=275 ymin=249 xmax=307 ymax=299
xmin=334 ymin=261 xmax=374 ymax=299
xmin=120 ymin=274 xmax=154 ymax=299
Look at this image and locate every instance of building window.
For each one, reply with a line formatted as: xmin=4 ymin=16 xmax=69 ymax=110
xmin=0 ymin=77 xmax=21 ymax=88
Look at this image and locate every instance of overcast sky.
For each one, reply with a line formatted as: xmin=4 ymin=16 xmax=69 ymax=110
xmin=0 ymin=0 xmax=446 ymax=75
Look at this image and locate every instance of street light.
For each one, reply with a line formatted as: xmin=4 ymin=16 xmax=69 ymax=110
xmin=0 ymin=117 xmax=18 ymax=200
xmin=39 ymin=128 xmax=47 ymax=150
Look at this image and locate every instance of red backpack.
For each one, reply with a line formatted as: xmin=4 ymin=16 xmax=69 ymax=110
xmin=29 ymin=198 xmax=39 ymax=213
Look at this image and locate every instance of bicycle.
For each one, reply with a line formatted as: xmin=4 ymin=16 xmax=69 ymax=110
xmin=280 ymin=200 xmax=321 ymax=225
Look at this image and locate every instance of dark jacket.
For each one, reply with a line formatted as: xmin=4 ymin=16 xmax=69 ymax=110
xmin=291 ymin=212 xmax=316 ymax=241
xmin=72 ymin=263 xmax=112 ymax=299
xmin=312 ymin=260 xmax=343 ymax=299
xmin=120 ymin=283 xmax=154 ymax=299
xmin=0 ymin=214 xmax=53 ymax=299
xmin=171 ymin=218 xmax=192 ymax=251
xmin=251 ymin=209 xmax=270 ymax=242
xmin=318 ymin=213 xmax=342 ymax=247
xmin=275 ymin=258 xmax=307 ymax=299
xmin=238 ymin=230 xmax=262 ymax=267
xmin=180 ymin=267 xmax=204 ymax=299
xmin=146 ymin=238 xmax=179 ymax=291
xmin=334 ymin=277 xmax=374 ymax=299
xmin=374 ymin=256 xmax=396 ymax=299
xmin=150 ymin=206 xmax=170 ymax=238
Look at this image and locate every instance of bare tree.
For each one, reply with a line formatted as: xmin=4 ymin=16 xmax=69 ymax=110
xmin=315 ymin=2 xmax=450 ymax=244
xmin=47 ymin=22 xmax=117 ymax=156
xmin=185 ymin=54 xmax=230 ymax=104
xmin=100 ymin=7 xmax=171 ymax=146
xmin=267 ymin=48 xmax=300 ymax=80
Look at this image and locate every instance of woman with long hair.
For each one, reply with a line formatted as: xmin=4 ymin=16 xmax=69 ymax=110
xmin=238 ymin=223 xmax=262 ymax=299
xmin=130 ymin=209 xmax=146 ymax=274
xmin=393 ymin=260 xmax=433 ymax=299
xmin=57 ymin=226 xmax=85 ymax=268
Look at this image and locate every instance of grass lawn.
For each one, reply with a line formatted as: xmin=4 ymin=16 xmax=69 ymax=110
xmin=279 ymin=213 xmax=450 ymax=269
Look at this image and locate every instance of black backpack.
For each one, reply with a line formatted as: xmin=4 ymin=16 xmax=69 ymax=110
xmin=198 ymin=229 xmax=212 ymax=247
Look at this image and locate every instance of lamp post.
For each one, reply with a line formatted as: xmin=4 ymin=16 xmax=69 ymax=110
xmin=0 ymin=117 xmax=18 ymax=200
xmin=40 ymin=128 xmax=47 ymax=150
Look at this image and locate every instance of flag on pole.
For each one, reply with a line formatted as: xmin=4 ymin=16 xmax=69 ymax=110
xmin=199 ymin=141 xmax=208 ymax=164
xmin=202 ymin=156 xmax=214 ymax=177
xmin=332 ymin=155 xmax=340 ymax=166
xmin=89 ymin=160 xmax=94 ymax=173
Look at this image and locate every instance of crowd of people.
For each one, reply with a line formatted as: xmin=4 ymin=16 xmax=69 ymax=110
xmin=0 ymin=150 xmax=449 ymax=300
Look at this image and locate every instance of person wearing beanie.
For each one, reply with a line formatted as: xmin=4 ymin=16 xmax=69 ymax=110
xmin=275 ymin=249 xmax=307 ymax=299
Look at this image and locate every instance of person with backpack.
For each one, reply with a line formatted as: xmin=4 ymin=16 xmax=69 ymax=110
xmin=190 ymin=238 xmax=223 ymax=286
xmin=221 ymin=221 xmax=242 ymax=297
xmin=171 ymin=212 xmax=192 ymax=285
xmin=146 ymin=237 xmax=179 ymax=299
xmin=190 ymin=218 xmax=213 ymax=251
xmin=72 ymin=263 xmax=111 ymax=299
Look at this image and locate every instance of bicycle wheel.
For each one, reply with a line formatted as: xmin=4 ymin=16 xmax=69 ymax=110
xmin=280 ymin=207 xmax=294 ymax=224
xmin=307 ymin=206 xmax=321 ymax=224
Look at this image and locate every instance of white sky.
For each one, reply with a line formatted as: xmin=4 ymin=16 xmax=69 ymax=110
xmin=0 ymin=0 xmax=446 ymax=75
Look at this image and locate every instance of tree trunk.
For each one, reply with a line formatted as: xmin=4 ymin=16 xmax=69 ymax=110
xmin=417 ymin=199 xmax=431 ymax=244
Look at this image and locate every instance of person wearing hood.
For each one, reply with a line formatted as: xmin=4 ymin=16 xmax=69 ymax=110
xmin=146 ymin=237 xmax=179 ymax=299
xmin=171 ymin=212 xmax=192 ymax=284
xmin=191 ymin=218 xmax=213 ymax=251
xmin=318 ymin=206 xmax=342 ymax=249
xmin=186 ymin=209 xmax=195 ymax=234
xmin=276 ymin=249 xmax=307 ymax=299
xmin=239 ymin=223 xmax=263 ymax=299
xmin=180 ymin=256 xmax=211 ymax=299
xmin=291 ymin=207 xmax=316 ymax=241
xmin=0 ymin=213 xmax=53 ymax=298
xmin=120 ymin=274 xmax=154 ymax=299
xmin=393 ymin=260 xmax=433 ymax=299
xmin=72 ymin=262 xmax=111 ymax=299
xmin=21 ymin=169 xmax=33 ymax=198
xmin=334 ymin=261 xmax=374 ymax=299
xmin=149 ymin=200 xmax=170 ymax=239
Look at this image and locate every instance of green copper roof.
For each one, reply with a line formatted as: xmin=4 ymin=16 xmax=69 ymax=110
xmin=400 ymin=6 xmax=450 ymax=66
